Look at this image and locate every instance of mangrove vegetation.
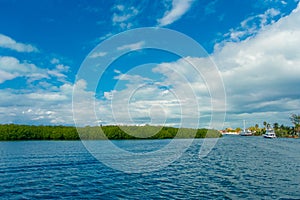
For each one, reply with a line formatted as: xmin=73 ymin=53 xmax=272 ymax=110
xmin=0 ymin=124 xmax=221 ymax=141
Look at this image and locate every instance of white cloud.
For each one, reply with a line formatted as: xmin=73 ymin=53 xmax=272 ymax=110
xmin=90 ymin=2 xmax=300 ymax=128
xmin=50 ymin=58 xmax=60 ymax=64
xmin=55 ymin=64 xmax=69 ymax=72
xmin=112 ymin=4 xmax=139 ymax=30
xmin=0 ymin=79 xmax=99 ymax=125
xmin=0 ymin=56 xmax=41 ymax=84
xmin=152 ymin=57 xmax=222 ymax=122
xmin=114 ymin=69 xmax=121 ymax=74
xmin=211 ymin=2 xmax=300 ymax=127
xmin=0 ymin=33 xmax=38 ymax=52
xmin=89 ymin=51 xmax=107 ymax=58
xmin=0 ymin=56 xmax=33 ymax=72
xmin=0 ymin=88 xmax=69 ymax=124
xmin=205 ymin=0 xmax=218 ymax=15
xmin=0 ymin=52 xmax=77 ymax=125
xmin=47 ymin=63 xmax=70 ymax=82
xmin=73 ymin=79 xmax=104 ymax=126
xmin=97 ymin=83 xmax=184 ymax=126
xmin=113 ymin=70 xmax=151 ymax=82
xmin=0 ymin=56 xmax=70 ymax=84
xmin=86 ymin=57 xmax=216 ymax=128
xmin=104 ymin=90 xmax=116 ymax=100
xmin=98 ymin=33 xmax=114 ymax=41
xmin=117 ymin=41 xmax=145 ymax=51
xmin=27 ymin=93 xmax=68 ymax=101
xmin=157 ymin=0 xmax=195 ymax=27
xmin=0 ymin=70 xmax=17 ymax=83
xmin=221 ymin=8 xmax=281 ymax=43
xmin=115 ymin=4 xmax=125 ymax=11
xmin=2 ymin=2 xmax=299 ymax=129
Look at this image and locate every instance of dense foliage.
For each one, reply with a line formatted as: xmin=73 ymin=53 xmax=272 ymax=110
xmin=0 ymin=124 xmax=221 ymax=141
xmin=0 ymin=124 xmax=79 ymax=140
xmin=290 ymin=114 xmax=300 ymax=135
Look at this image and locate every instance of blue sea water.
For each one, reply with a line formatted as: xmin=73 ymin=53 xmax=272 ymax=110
xmin=0 ymin=136 xmax=299 ymax=199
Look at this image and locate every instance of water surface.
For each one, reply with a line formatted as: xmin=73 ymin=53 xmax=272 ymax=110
xmin=0 ymin=136 xmax=299 ymax=199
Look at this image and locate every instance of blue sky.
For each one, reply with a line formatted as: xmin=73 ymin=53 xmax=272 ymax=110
xmin=0 ymin=0 xmax=300 ymax=129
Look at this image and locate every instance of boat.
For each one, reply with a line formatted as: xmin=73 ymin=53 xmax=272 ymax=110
xmin=263 ymin=128 xmax=277 ymax=139
xmin=240 ymin=129 xmax=253 ymax=136
xmin=240 ymin=120 xmax=253 ymax=136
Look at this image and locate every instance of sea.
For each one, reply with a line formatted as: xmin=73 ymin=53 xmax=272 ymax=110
xmin=0 ymin=136 xmax=299 ymax=199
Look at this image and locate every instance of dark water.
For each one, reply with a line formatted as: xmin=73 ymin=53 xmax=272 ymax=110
xmin=0 ymin=136 xmax=299 ymax=199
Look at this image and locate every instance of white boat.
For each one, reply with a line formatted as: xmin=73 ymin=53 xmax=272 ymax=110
xmin=240 ymin=120 xmax=253 ymax=136
xmin=263 ymin=128 xmax=276 ymax=139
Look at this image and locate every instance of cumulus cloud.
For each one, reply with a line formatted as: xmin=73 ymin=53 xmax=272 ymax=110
xmin=0 ymin=55 xmax=77 ymax=125
xmin=157 ymin=0 xmax=195 ymax=26
xmin=89 ymin=57 xmax=217 ymax=128
xmin=96 ymin=81 xmax=184 ymax=127
xmin=2 ymin=2 xmax=300 ymax=128
xmin=47 ymin=63 xmax=70 ymax=83
xmin=0 ymin=56 xmax=41 ymax=83
xmin=73 ymin=79 xmax=104 ymax=126
xmin=0 ymin=33 xmax=38 ymax=52
xmin=212 ymin=2 xmax=300 ymax=127
xmin=0 ymin=85 xmax=70 ymax=124
xmin=0 ymin=79 xmax=98 ymax=125
xmin=0 ymin=56 xmax=70 ymax=84
xmin=94 ymin=2 xmax=300 ymax=128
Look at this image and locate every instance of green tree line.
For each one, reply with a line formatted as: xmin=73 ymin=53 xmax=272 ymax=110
xmin=0 ymin=124 xmax=221 ymax=141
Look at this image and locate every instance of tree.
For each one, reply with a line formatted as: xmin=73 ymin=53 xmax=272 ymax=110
xmin=235 ymin=127 xmax=242 ymax=133
xmin=273 ymin=123 xmax=279 ymax=130
xmin=263 ymin=121 xmax=267 ymax=128
xmin=290 ymin=114 xmax=300 ymax=135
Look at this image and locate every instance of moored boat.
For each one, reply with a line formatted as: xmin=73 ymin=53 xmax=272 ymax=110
xmin=240 ymin=129 xmax=253 ymax=136
xmin=263 ymin=128 xmax=276 ymax=139
xmin=240 ymin=120 xmax=253 ymax=136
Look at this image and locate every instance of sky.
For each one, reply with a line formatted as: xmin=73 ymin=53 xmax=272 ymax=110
xmin=0 ymin=0 xmax=300 ymax=129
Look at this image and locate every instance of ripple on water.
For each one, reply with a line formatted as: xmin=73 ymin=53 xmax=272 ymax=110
xmin=0 ymin=138 xmax=299 ymax=199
